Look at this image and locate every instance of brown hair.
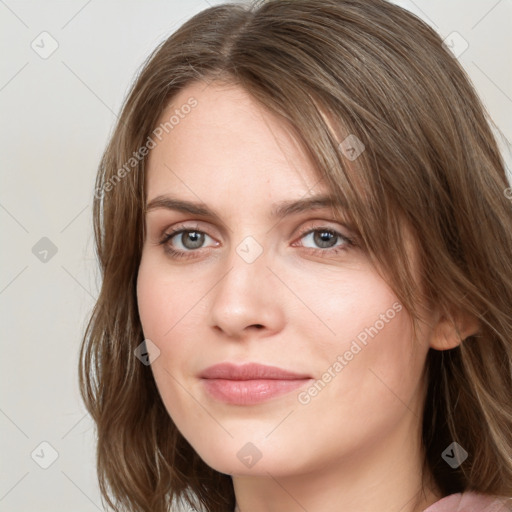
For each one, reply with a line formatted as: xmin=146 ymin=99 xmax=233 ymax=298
xmin=79 ymin=0 xmax=512 ymax=510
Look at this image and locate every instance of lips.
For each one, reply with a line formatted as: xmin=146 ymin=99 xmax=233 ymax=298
xmin=199 ymin=362 xmax=311 ymax=380
xmin=199 ymin=363 xmax=312 ymax=405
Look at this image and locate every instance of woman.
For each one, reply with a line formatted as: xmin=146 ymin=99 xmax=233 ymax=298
xmin=79 ymin=0 xmax=512 ymax=511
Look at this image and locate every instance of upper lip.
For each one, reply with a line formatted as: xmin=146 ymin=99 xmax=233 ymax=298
xmin=199 ymin=363 xmax=311 ymax=380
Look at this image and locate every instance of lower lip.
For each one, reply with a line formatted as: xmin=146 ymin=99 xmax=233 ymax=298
xmin=201 ymin=378 xmax=312 ymax=405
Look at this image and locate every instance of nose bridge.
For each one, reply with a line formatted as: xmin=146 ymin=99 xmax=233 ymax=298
xmin=208 ymin=234 xmax=284 ymax=336
xmin=218 ymin=235 xmax=271 ymax=307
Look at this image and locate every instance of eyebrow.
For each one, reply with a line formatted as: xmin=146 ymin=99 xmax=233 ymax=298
xmin=145 ymin=194 xmax=343 ymax=220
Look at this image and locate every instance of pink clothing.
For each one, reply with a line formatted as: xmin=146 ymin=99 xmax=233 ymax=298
xmin=424 ymin=492 xmax=511 ymax=512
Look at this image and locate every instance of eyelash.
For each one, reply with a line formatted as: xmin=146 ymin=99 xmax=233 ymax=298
xmin=157 ymin=224 xmax=356 ymax=261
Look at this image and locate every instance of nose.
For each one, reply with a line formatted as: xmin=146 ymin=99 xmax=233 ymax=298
xmin=207 ymin=244 xmax=286 ymax=340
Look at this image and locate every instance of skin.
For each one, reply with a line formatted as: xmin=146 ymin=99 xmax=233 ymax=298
xmin=136 ymin=80 xmax=475 ymax=512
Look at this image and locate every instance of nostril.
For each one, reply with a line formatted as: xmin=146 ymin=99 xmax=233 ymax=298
xmin=251 ymin=324 xmax=264 ymax=329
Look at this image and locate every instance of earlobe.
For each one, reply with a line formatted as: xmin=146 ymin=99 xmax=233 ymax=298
xmin=429 ymin=310 xmax=480 ymax=351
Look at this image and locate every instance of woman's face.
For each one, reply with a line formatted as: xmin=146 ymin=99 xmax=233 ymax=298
xmin=136 ymin=80 xmax=434 ymax=478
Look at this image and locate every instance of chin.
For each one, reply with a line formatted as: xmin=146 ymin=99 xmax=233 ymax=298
xmin=192 ymin=437 xmax=311 ymax=478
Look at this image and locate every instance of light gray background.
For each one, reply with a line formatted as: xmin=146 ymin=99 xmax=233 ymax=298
xmin=1 ymin=1 xmax=511 ymax=511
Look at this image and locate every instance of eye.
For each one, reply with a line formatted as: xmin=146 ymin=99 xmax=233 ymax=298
xmin=157 ymin=223 xmax=356 ymax=261
xmin=170 ymin=230 xmax=209 ymax=250
xmin=294 ymin=226 xmax=355 ymax=256
xmin=158 ymin=225 xmax=218 ymax=259
xmin=301 ymin=229 xmax=342 ymax=249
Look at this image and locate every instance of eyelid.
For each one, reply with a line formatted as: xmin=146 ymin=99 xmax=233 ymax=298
xmin=292 ymin=219 xmax=354 ymax=240
xmin=156 ymin=220 xmax=217 ymax=240
xmin=158 ymin=218 xmax=350 ymax=241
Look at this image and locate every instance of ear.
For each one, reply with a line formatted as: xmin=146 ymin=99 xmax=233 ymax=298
xmin=429 ymin=309 xmax=480 ymax=350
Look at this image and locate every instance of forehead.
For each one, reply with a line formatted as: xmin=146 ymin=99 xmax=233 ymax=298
xmin=145 ymin=80 xmax=327 ymax=208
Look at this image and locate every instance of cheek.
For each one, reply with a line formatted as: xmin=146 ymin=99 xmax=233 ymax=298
xmin=291 ymin=266 xmax=424 ymax=403
xmin=136 ymin=254 xmax=202 ymax=340
xmin=136 ymin=261 xmax=166 ymax=340
xmin=136 ymin=257 xmax=203 ymax=428
xmin=136 ymin=254 xmax=209 ymax=388
xmin=292 ymin=263 xmax=403 ymax=347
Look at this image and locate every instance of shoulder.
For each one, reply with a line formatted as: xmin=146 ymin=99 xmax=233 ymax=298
xmin=423 ymin=491 xmax=512 ymax=512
